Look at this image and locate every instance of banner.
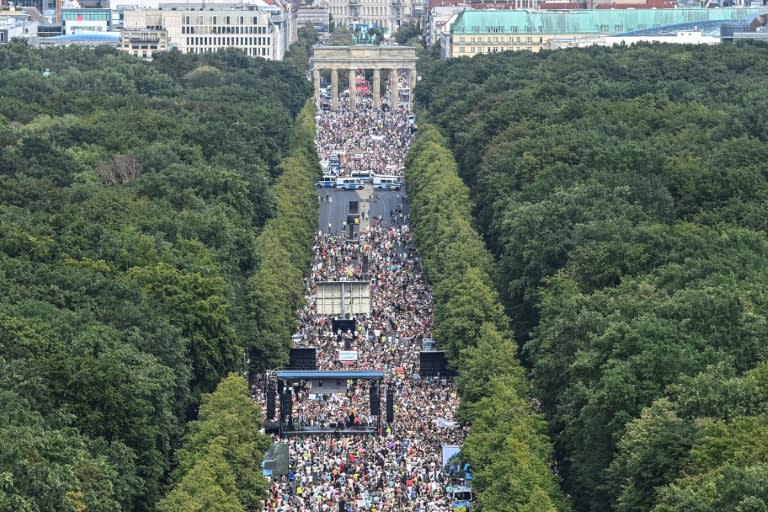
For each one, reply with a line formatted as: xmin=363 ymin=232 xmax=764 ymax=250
xmin=338 ymin=350 xmax=358 ymax=361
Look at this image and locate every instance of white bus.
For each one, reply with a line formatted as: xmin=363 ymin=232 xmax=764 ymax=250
xmin=373 ymin=175 xmax=402 ymax=191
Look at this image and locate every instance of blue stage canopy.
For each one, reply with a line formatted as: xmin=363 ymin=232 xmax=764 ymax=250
xmin=276 ymin=370 xmax=384 ymax=380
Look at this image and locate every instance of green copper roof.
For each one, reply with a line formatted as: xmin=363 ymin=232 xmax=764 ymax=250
xmin=451 ymin=7 xmax=767 ymax=34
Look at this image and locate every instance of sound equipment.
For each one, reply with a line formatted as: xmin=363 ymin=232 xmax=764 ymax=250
xmin=385 ymin=386 xmax=394 ymax=423
xmin=288 ymin=347 xmax=317 ymax=370
xmin=266 ymin=382 xmax=276 ymax=420
xmin=369 ymin=382 xmax=380 ymax=416
xmin=280 ymin=388 xmax=292 ymax=420
xmin=419 ymin=351 xmax=455 ymax=377
xmin=332 ymin=318 xmax=356 ymax=335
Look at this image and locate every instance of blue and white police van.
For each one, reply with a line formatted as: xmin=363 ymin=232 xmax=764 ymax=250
xmin=335 ymin=177 xmax=365 ymax=190
xmin=373 ymin=175 xmax=402 ymax=191
xmin=316 ymin=175 xmax=337 ymax=188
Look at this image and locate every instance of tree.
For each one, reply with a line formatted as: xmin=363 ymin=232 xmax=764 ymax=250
xmin=97 ymin=154 xmax=143 ymax=186
xmin=462 ymin=376 xmax=566 ymax=512
xmin=0 ymin=43 xmax=313 ymax=512
xmin=393 ymin=22 xmax=421 ymax=45
xmin=156 ymin=444 xmax=243 ymax=512
xmin=167 ymin=374 xmax=271 ymax=510
xmin=456 ymin=322 xmax=526 ymax=421
xmin=606 ymin=399 xmax=698 ymax=512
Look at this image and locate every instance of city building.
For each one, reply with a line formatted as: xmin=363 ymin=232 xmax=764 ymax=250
xmin=440 ymin=7 xmax=768 ymax=57
xmin=0 ymin=8 xmax=38 ymax=43
xmin=548 ymin=28 xmax=720 ymax=48
xmin=296 ymin=5 xmax=330 ymax=33
xmin=121 ymin=1 xmax=291 ymax=60
xmin=318 ymin=0 xmax=418 ymax=34
xmin=7 ymin=0 xmax=55 ymax=17
xmin=424 ymin=0 xmax=468 ymax=46
xmin=119 ymin=26 xmax=167 ymax=58
xmin=722 ymin=10 xmax=768 ymax=41
xmin=425 ymin=0 xmax=676 ymax=47
xmin=61 ymin=6 xmax=112 ymax=33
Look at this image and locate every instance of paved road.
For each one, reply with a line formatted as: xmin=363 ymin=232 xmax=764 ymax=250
xmin=318 ymin=185 xmax=408 ymax=238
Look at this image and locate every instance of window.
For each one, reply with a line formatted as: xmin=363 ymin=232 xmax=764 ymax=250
xmin=212 ymin=15 xmax=217 ymax=24
xmin=615 ymin=25 xmax=623 ymax=32
xmin=511 ymin=25 xmax=518 ymax=33
xmin=599 ymin=24 xmax=609 ymax=32
xmin=459 ymin=46 xmax=465 ymax=53
xmin=226 ymin=16 xmax=231 ymax=24
xmin=527 ymin=36 xmax=532 ymax=43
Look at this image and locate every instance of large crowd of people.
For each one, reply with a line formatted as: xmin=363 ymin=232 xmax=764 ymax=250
xmin=259 ymin=73 xmax=469 ymax=512
xmin=316 ymin=75 xmax=414 ymax=178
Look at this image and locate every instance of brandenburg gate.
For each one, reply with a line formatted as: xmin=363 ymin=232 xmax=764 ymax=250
xmin=310 ymin=45 xmax=418 ymax=111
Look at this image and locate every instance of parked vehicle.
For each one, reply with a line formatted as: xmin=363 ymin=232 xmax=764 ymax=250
xmin=316 ymin=175 xmax=337 ymax=188
xmin=351 ymin=170 xmax=374 ymax=182
xmin=373 ymin=175 xmax=402 ymax=191
xmin=335 ymin=177 xmax=365 ymax=190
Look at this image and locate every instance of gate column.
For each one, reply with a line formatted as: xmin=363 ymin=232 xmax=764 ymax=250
xmin=313 ymin=68 xmax=321 ymax=106
xmin=331 ymin=68 xmax=339 ymax=112
xmin=373 ymin=68 xmax=381 ymax=109
xmin=389 ymin=68 xmax=398 ymax=106
xmin=349 ymin=68 xmax=357 ymax=111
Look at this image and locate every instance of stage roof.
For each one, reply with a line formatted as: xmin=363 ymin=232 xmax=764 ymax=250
xmin=277 ymin=370 xmax=384 ymax=380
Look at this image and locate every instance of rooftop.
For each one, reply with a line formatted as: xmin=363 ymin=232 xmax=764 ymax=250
xmin=43 ymin=31 xmax=121 ymax=41
xmin=451 ymin=7 xmax=768 ymax=34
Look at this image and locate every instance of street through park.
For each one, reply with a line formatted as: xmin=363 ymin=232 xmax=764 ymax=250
xmin=257 ymin=71 xmax=472 ymax=512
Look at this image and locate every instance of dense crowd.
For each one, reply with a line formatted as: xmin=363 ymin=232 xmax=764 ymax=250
xmin=316 ymin=74 xmax=414 ymax=177
xmin=259 ymin=75 xmax=468 ymax=512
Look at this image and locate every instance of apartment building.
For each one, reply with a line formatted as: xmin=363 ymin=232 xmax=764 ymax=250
xmin=121 ymin=1 xmax=290 ymax=60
